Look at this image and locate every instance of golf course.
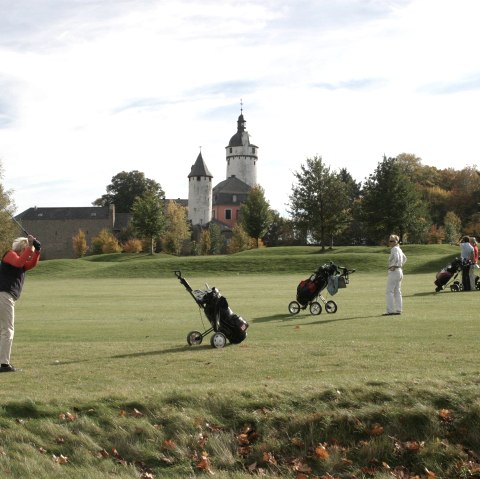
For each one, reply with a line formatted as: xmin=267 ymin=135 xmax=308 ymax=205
xmin=1 ymin=245 xmax=479 ymax=478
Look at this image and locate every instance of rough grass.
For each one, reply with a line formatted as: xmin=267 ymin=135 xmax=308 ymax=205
xmin=1 ymin=244 xmax=478 ymax=478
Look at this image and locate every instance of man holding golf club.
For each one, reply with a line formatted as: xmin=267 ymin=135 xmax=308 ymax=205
xmin=0 ymin=234 xmax=41 ymax=372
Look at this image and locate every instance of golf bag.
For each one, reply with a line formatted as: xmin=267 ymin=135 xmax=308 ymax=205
xmin=174 ymin=270 xmax=248 ymax=348
xmin=434 ymin=257 xmax=463 ymax=292
xmin=289 ymin=261 xmax=355 ymax=315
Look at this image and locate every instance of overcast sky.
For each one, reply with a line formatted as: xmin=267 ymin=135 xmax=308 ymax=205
xmin=1 ymin=0 xmax=480 ymax=217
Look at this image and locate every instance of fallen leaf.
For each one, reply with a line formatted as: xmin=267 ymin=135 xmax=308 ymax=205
xmin=315 ymin=445 xmax=330 ymax=460
xmin=369 ymin=423 xmax=384 ymax=436
xmin=262 ymin=451 xmax=277 ymax=465
xmin=52 ymin=454 xmax=68 ymax=464
xmin=163 ymin=439 xmax=176 ymax=449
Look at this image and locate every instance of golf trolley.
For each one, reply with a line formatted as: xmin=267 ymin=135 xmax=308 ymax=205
xmin=288 ymin=261 xmax=355 ymax=315
xmin=174 ymin=271 xmax=248 ymax=348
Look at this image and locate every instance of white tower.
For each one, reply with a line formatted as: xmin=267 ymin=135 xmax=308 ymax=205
xmin=188 ymin=151 xmax=213 ymax=225
xmin=225 ymin=107 xmax=258 ymax=187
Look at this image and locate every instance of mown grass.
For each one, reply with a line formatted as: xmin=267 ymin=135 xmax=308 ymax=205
xmin=1 ymin=245 xmax=479 ymax=478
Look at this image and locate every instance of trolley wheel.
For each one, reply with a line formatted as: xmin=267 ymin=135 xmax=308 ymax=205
xmin=210 ymin=332 xmax=227 ymax=349
xmin=309 ymin=302 xmax=322 ymax=315
xmin=288 ymin=301 xmax=301 ymax=315
xmin=325 ymin=301 xmax=337 ymax=314
xmin=187 ymin=331 xmax=203 ymax=346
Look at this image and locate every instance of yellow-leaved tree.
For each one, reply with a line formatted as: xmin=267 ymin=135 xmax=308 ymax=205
xmin=161 ymin=201 xmax=191 ymax=255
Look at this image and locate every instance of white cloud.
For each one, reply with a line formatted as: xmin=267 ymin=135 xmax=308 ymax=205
xmin=1 ymin=0 xmax=480 ymax=216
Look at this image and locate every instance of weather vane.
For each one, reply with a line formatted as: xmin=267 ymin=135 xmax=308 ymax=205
xmin=240 ymin=98 xmax=243 ymax=114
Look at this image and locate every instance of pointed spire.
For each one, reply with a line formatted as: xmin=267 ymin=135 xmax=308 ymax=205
xmin=188 ymin=150 xmax=213 ymax=178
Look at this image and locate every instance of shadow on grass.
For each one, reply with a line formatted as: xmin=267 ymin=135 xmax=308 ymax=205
xmin=251 ymin=314 xmax=298 ymax=323
xmin=292 ymin=314 xmax=381 ymax=326
xmin=111 ymin=343 xmax=233 ymax=359
xmin=253 ymin=313 xmax=380 ymax=325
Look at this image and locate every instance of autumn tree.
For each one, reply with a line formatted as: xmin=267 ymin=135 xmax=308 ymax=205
xmin=93 ymin=170 xmax=164 ymax=213
xmin=199 ymin=228 xmax=211 ymax=255
xmin=131 ymin=191 xmax=166 ymax=255
xmin=0 ymin=162 xmax=16 ymax=254
xmin=72 ymin=229 xmax=88 ymax=258
xmin=227 ymin=223 xmax=252 ymax=254
xmin=289 ymin=156 xmax=351 ymax=250
xmin=443 ymin=211 xmax=462 ymax=244
xmin=240 ymin=185 xmax=272 ymax=247
xmin=361 ymin=156 xmax=428 ymax=243
xmin=161 ymin=200 xmax=191 ymax=255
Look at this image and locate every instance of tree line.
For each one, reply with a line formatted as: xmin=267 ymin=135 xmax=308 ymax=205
xmin=281 ymin=153 xmax=480 ymax=248
xmin=2 ymin=154 xmax=479 ymax=256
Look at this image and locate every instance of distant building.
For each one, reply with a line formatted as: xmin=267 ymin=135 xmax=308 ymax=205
xmin=15 ymin=107 xmax=261 ymax=258
xmin=187 ymin=107 xmax=259 ymax=228
xmin=15 ymin=205 xmax=130 ymax=260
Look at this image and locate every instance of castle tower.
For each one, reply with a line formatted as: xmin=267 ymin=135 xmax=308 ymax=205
xmin=188 ymin=151 xmax=213 ymax=225
xmin=225 ymin=106 xmax=258 ymax=187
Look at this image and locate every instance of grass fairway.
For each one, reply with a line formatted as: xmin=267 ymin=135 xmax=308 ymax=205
xmin=1 ymin=246 xmax=480 ymax=478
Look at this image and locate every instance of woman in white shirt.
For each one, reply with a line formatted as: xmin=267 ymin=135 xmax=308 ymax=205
xmin=384 ymin=234 xmax=407 ymax=316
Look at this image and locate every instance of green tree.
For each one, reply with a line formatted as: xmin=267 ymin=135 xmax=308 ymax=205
xmin=240 ymin=185 xmax=272 ymax=247
xmin=288 ymin=156 xmax=351 ymax=250
xmin=208 ymin=222 xmax=224 ymax=255
xmin=93 ymin=170 xmax=164 ymax=213
xmin=161 ymin=200 xmax=191 ymax=255
xmin=131 ymin=191 xmax=166 ymax=255
xmin=0 ymin=162 xmax=17 ymax=254
xmin=361 ymin=156 xmax=428 ymax=243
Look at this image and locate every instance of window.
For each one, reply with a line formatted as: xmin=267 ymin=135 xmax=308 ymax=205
xmin=252 ymin=147 xmax=256 ymax=154
xmin=225 ymin=209 xmax=232 ymax=220
xmin=232 ymin=195 xmax=237 ymax=202
xmin=230 ymin=148 xmax=233 ymax=153
xmin=197 ymin=176 xmax=200 ymax=181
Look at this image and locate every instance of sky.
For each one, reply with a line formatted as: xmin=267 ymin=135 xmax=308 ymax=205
xmin=1 ymin=0 xmax=480 ymax=217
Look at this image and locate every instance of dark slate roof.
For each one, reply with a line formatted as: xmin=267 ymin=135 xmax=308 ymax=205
xmin=212 ymin=176 xmax=251 ymax=195
xmin=166 ymin=198 xmax=188 ymax=207
xmin=188 ymin=152 xmax=213 ymax=178
xmin=16 ymin=206 xmax=112 ymax=220
xmin=228 ymin=113 xmax=247 ymax=147
xmin=212 ymin=176 xmax=251 ymax=206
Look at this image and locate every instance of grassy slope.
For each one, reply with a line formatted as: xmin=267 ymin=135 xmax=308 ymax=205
xmin=1 ymin=244 xmax=478 ymax=479
xmin=28 ymin=244 xmax=461 ymax=278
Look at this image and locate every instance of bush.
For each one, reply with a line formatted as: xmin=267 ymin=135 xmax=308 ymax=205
xmin=122 ymin=238 xmax=143 ymax=253
xmin=91 ymin=229 xmax=122 ymax=255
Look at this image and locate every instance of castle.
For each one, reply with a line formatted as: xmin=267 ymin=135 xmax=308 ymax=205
xmin=15 ymin=108 xmax=260 ymax=259
xmin=187 ymin=107 xmax=258 ymax=229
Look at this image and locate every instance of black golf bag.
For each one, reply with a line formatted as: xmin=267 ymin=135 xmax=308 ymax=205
xmin=175 ymin=271 xmax=248 ymax=348
xmin=434 ymin=257 xmax=463 ymax=292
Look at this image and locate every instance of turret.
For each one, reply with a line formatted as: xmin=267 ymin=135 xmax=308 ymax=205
xmin=188 ymin=151 xmax=213 ymax=225
xmin=225 ymin=108 xmax=258 ymax=187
